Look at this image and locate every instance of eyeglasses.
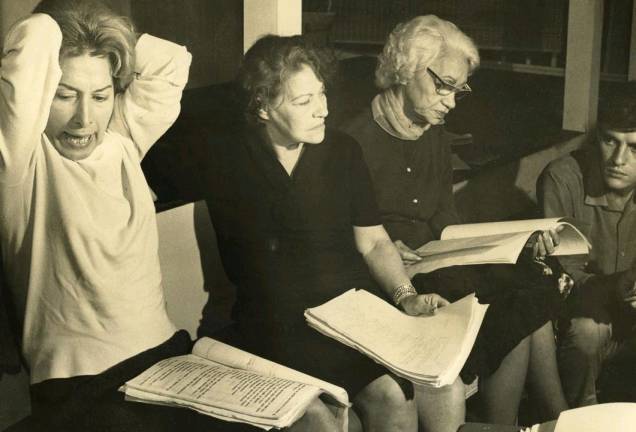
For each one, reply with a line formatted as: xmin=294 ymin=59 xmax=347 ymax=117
xmin=426 ymin=68 xmax=472 ymax=100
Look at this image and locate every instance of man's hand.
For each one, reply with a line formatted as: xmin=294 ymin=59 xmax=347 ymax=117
xmin=616 ymin=268 xmax=636 ymax=309
xmin=623 ymin=291 xmax=636 ymax=309
xmin=394 ymin=240 xmax=422 ymax=265
xmin=527 ymin=226 xmax=563 ymax=259
xmin=400 ymin=293 xmax=450 ymax=316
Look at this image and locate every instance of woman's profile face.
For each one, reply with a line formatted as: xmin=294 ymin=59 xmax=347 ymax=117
xmin=403 ymin=48 xmax=469 ymax=126
xmin=45 ymin=53 xmax=115 ymax=161
xmin=261 ymin=64 xmax=328 ymax=148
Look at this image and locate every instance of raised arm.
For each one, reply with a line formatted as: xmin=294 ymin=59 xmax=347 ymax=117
xmin=0 ymin=14 xmax=62 ymax=182
xmin=109 ymin=34 xmax=191 ymax=159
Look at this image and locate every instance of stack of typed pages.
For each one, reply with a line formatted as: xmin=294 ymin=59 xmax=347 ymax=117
xmin=121 ymin=337 xmax=350 ymax=431
xmin=408 ymin=217 xmax=591 ymax=276
xmin=305 ymin=289 xmax=488 ymax=387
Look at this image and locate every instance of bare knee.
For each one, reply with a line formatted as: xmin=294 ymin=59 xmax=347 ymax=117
xmin=286 ymin=397 xmax=338 ymax=432
xmin=415 ymin=379 xmax=466 ymax=432
xmin=353 ymin=374 xmax=417 ymax=432
xmin=356 ymin=374 xmax=412 ymax=410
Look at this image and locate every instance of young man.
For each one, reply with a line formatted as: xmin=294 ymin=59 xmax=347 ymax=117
xmin=538 ymin=88 xmax=636 ymax=407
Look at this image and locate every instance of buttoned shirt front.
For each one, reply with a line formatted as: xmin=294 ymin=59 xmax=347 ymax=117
xmin=539 ymin=146 xmax=636 ymax=285
xmin=342 ymin=108 xmax=460 ymax=250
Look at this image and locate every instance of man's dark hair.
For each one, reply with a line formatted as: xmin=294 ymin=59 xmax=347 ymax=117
xmin=598 ymin=84 xmax=636 ymax=132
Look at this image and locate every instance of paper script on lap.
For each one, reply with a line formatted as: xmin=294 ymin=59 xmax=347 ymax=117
xmin=125 ymin=355 xmax=318 ymax=418
xmin=305 ymin=289 xmax=488 ymax=387
xmin=122 ymin=338 xmax=349 ymax=430
xmin=192 ymin=337 xmax=348 ymax=405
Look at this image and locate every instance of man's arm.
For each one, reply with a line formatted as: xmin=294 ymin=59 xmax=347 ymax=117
xmin=538 ymin=161 xmax=635 ymax=308
xmin=538 ymin=162 xmax=593 ymax=281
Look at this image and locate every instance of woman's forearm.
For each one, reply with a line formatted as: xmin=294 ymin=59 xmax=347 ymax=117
xmin=363 ymin=237 xmax=412 ymax=300
xmin=359 ymin=230 xmax=449 ymax=315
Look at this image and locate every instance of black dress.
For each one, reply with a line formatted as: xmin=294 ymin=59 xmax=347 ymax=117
xmin=342 ymin=109 xmax=563 ymax=383
xmin=164 ymin=125 xmax=389 ymax=396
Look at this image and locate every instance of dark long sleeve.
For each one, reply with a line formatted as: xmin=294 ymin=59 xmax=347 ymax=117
xmin=0 ymin=256 xmax=21 ymax=377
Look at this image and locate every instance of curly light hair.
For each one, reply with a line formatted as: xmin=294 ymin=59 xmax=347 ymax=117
xmin=34 ymin=0 xmax=137 ymax=93
xmin=375 ymin=15 xmax=480 ymax=90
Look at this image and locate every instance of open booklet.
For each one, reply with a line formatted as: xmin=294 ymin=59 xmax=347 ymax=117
xmin=521 ymin=403 xmax=636 ymax=432
xmin=305 ymin=289 xmax=488 ymax=387
xmin=120 ymin=337 xmax=350 ymax=431
xmin=408 ymin=217 xmax=591 ymax=275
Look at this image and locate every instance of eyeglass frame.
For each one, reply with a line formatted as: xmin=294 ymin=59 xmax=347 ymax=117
xmin=426 ymin=67 xmax=472 ymax=100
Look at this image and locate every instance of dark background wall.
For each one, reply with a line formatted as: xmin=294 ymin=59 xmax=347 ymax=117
xmin=0 ymin=0 xmax=244 ymax=88
xmin=129 ymin=0 xmax=243 ymax=88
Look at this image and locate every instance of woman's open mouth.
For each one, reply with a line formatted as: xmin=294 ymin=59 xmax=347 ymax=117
xmin=61 ymin=132 xmax=94 ymax=149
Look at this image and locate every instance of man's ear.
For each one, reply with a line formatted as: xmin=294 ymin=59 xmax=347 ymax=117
xmin=257 ymin=107 xmax=270 ymax=121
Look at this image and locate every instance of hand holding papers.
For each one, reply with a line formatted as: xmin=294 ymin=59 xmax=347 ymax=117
xmin=121 ymin=338 xmax=350 ymax=430
xmin=407 ymin=218 xmax=591 ymax=276
xmin=305 ymin=289 xmax=488 ymax=387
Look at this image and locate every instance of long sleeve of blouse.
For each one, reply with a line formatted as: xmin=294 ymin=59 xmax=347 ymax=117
xmin=0 ymin=14 xmax=62 ymax=184
xmin=0 ymin=14 xmax=192 ymax=183
xmin=109 ymin=33 xmax=192 ymax=160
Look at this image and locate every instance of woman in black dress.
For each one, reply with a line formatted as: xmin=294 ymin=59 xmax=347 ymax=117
xmin=341 ymin=15 xmax=570 ymax=431
xmin=161 ymin=35 xmax=452 ymax=432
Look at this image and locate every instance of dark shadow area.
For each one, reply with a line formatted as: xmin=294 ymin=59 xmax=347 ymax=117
xmin=192 ymin=201 xmax=236 ymax=337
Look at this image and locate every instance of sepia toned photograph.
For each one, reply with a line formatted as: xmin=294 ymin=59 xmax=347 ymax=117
xmin=1 ymin=1 xmax=635 ymax=431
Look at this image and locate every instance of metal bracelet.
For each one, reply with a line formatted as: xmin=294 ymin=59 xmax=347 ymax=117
xmin=392 ymin=282 xmax=417 ymax=306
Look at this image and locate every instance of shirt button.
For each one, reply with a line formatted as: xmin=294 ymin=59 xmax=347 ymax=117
xmin=412 ymin=198 xmax=418 ymax=204
xmin=406 ymin=167 xmax=412 ymax=173
xmin=620 ymin=251 xmax=626 ymax=257
xmin=269 ymin=238 xmax=279 ymax=252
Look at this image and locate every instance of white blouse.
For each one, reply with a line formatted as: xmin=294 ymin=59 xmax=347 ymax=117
xmin=0 ymin=14 xmax=191 ymax=383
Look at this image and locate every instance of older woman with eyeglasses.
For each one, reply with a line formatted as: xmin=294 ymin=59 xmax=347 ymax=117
xmin=342 ymin=15 xmax=569 ymax=432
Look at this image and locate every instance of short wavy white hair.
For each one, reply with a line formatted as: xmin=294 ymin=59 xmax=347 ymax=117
xmin=375 ymin=15 xmax=480 ymax=89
